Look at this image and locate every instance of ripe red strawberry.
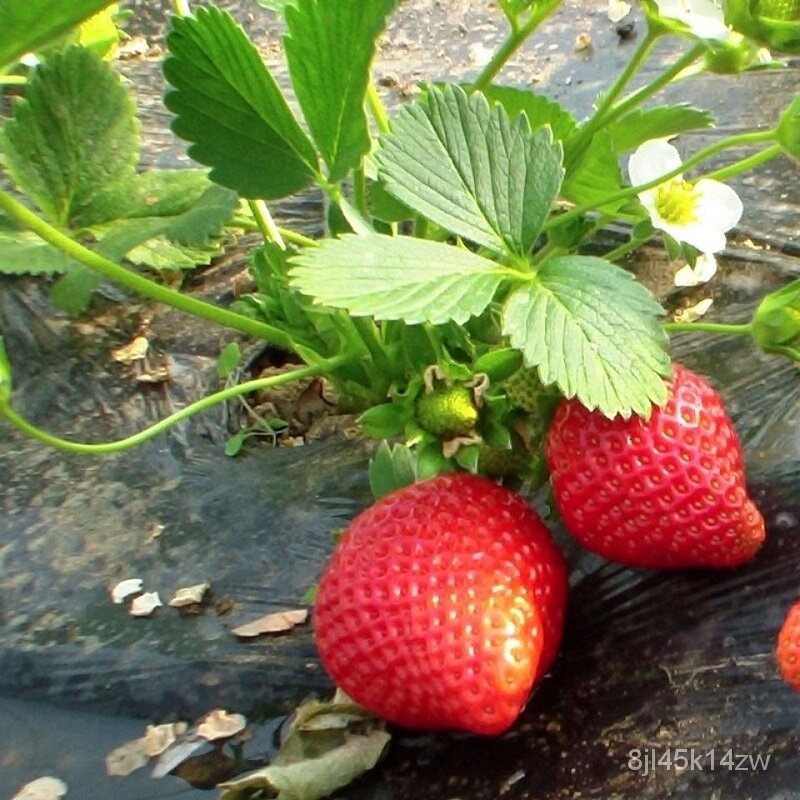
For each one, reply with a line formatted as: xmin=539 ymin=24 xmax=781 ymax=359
xmin=777 ymin=600 xmax=800 ymax=691
xmin=313 ymin=473 xmax=568 ymax=735
xmin=545 ymin=364 xmax=765 ymax=569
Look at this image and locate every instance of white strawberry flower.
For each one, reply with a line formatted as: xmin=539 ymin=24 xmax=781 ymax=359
xmin=651 ymin=0 xmax=730 ymax=41
xmin=628 ymin=139 xmax=743 ymax=254
xmin=674 ymin=253 xmax=718 ymax=286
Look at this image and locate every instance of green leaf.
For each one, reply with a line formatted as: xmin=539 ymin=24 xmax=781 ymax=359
xmin=375 ymin=85 xmax=564 ymax=256
xmin=368 ymin=441 xmax=417 ymax=500
xmin=284 ymin=0 xmax=396 ymax=181
xmin=481 ymin=85 xmax=577 ymax=141
xmin=160 ymin=184 xmax=238 ymax=247
xmin=253 ymin=0 xmax=297 ymax=10
xmin=0 ymin=0 xmax=118 ymax=69
xmin=164 ymin=7 xmax=318 ymax=199
xmin=125 ymin=236 xmax=222 ymax=272
xmin=290 ymin=234 xmax=509 ymax=325
xmin=608 ymin=105 xmax=715 ymax=153
xmin=123 ymin=169 xmax=216 ymax=219
xmin=0 ymin=228 xmax=82 ymax=275
xmin=217 ymin=342 xmax=242 ymax=379
xmin=473 ymin=347 xmax=523 ymax=381
xmin=1 ymin=46 xmax=139 ymax=227
xmin=224 ymin=431 xmax=247 ymax=457
xmin=502 ymin=256 xmax=670 ymax=419
xmin=358 ymin=403 xmax=409 ymax=438
xmin=50 ymin=268 xmax=103 ymax=315
xmin=562 ymin=130 xmax=624 ymax=212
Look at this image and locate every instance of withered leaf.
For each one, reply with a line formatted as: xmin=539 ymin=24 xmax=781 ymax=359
xmin=232 ymin=608 xmax=308 ymax=639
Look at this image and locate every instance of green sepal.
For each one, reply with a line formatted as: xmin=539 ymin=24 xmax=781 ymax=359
xmin=368 ymin=440 xmax=418 ymax=500
xmin=752 ymin=278 xmax=800 ymax=351
xmin=358 ymin=403 xmax=411 ymax=439
xmin=415 ymin=440 xmax=452 ymax=480
xmin=454 ymin=444 xmax=481 ymax=474
xmin=777 ymin=95 xmax=800 ymax=160
xmin=478 ymin=393 xmax=513 ymax=450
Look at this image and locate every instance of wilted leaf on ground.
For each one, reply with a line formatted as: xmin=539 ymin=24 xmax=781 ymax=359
xmin=219 ymin=729 xmax=390 ymax=800
xmin=197 ymin=709 xmax=247 ymax=741
xmin=232 ymin=608 xmax=308 ymax=638
xmin=11 ymin=776 xmax=68 ymax=800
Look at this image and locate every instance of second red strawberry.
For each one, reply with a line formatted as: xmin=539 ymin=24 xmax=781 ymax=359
xmin=545 ymin=364 xmax=765 ymax=569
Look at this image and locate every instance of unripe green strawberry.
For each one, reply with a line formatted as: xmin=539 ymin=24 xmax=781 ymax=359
xmin=477 ymin=440 xmax=531 ymax=477
xmin=314 ymin=473 xmax=568 ymax=735
xmin=503 ymin=367 xmax=549 ymax=414
xmin=415 ymin=385 xmax=478 ymax=437
xmin=545 ymin=364 xmax=765 ymax=569
xmin=777 ymin=599 xmax=800 ymax=690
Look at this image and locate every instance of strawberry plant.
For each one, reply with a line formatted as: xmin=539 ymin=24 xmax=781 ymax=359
xmin=1 ymin=0 xmax=800 ymax=793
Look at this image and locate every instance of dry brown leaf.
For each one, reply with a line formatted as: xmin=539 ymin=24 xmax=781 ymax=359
xmin=111 ymin=336 xmax=149 ymax=364
xmin=105 ymin=739 xmax=149 ymax=777
xmin=232 ymin=608 xmax=309 ymax=638
xmin=12 ymin=776 xmax=68 ymax=800
xmin=196 ymin=709 xmax=247 ymax=741
xmin=169 ymin=582 xmax=210 ymax=608
xmin=142 ymin=722 xmax=187 ymax=757
xmin=130 ymin=591 xmax=162 ymax=617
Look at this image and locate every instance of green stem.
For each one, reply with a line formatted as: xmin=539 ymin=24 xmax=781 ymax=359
xmin=592 ymin=42 xmax=706 ymax=133
xmin=249 ymin=200 xmax=286 ymax=249
xmin=592 ymin=30 xmax=659 ymax=123
xmin=470 ymin=0 xmax=564 ymax=92
xmin=367 ymin=82 xmax=391 ymax=134
xmin=0 ymin=188 xmax=295 ymax=348
xmin=546 ymin=128 xmax=777 ymax=231
xmin=280 ymin=227 xmax=318 ymax=248
xmin=702 ymin=143 xmax=783 ymax=182
xmin=354 ymin=165 xmax=368 ymax=218
xmin=663 ymin=321 xmax=753 ymax=335
xmin=604 ymin=234 xmax=651 ymax=262
xmin=0 ymin=356 xmax=348 ymax=455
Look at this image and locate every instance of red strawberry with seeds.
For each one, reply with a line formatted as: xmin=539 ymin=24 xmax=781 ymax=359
xmin=777 ymin=600 xmax=800 ymax=691
xmin=313 ymin=472 xmax=568 ymax=736
xmin=545 ymin=364 xmax=765 ymax=569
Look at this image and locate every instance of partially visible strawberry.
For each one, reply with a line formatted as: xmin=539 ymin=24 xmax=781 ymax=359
xmin=777 ymin=600 xmax=800 ymax=691
xmin=313 ymin=473 xmax=568 ymax=735
xmin=545 ymin=363 xmax=765 ymax=569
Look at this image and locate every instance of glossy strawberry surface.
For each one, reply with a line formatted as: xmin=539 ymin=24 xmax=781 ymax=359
xmin=777 ymin=600 xmax=800 ymax=691
xmin=313 ymin=473 xmax=568 ymax=735
xmin=545 ymin=364 xmax=765 ymax=569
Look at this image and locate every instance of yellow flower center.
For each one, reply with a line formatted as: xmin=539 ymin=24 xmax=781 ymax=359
xmin=655 ymin=179 xmax=699 ymax=226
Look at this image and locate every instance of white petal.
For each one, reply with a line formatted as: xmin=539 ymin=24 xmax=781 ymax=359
xmin=654 ymin=0 xmax=729 ymax=41
xmin=693 ymin=179 xmax=743 ymax=233
xmin=674 ymin=254 xmax=717 ymax=287
xmin=693 ymin=252 xmax=718 ymax=282
xmin=608 ymin=0 xmax=631 ymax=22
xmin=130 ymin=592 xmax=162 ymax=617
xmin=629 ymin=140 xmax=684 ymax=186
xmin=670 ymin=220 xmax=727 ymax=253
